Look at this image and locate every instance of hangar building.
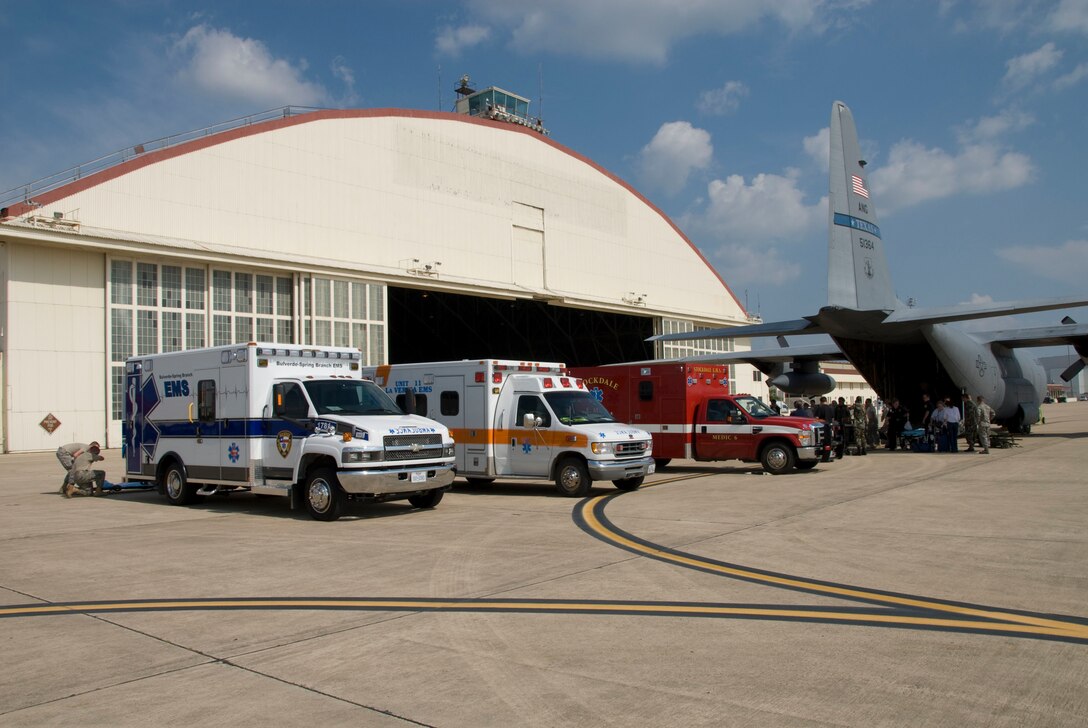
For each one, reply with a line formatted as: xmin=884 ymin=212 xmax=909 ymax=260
xmin=0 ymin=90 xmax=753 ymax=453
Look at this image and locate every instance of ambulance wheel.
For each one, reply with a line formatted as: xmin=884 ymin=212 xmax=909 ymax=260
xmin=654 ymin=458 xmax=671 ymax=470
xmin=554 ymin=457 xmax=592 ymax=497
xmin=162 ymin=463 xmax=202 ymax=505
xmin=795 ymin=461 xmax=818 ymax=471
xmin=761 ymin=443 xmax=796 ymax=475
xmin=612 ymin=476 xmax=643 ymax=491
xmin=304 ymin=468 xmax=344 ymax=521
xmin=408 ymin=490 xmax=444 ymax=509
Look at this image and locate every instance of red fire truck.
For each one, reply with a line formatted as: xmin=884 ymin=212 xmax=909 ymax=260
xmin=569 ymin=362 xmax=832 ymax=474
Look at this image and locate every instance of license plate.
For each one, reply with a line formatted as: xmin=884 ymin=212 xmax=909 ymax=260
xmin=410 ymin=471 xmax=426 ymax=483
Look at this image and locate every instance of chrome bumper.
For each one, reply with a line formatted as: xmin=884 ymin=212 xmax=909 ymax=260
xmin=586 ymin=456 xmax=655 ymax=481
xmin=337 ymin=463 xmax=455 ymax=495
xmin=796 ymin=446 xmax=821 ymax=462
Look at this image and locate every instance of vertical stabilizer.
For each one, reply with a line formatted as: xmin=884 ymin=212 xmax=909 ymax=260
xmin=827 ymin=101 xmax=898 ymax=312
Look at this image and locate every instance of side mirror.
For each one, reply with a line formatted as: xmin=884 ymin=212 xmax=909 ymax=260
xmin=523 ymin=413 xmax=541 ymax=428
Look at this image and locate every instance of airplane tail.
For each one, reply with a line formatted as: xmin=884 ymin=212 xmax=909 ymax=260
xmin=827 ymin=101 xmax=899 ymax=312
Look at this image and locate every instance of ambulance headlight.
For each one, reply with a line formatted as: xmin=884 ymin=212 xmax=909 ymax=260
xmin=444 ymin=444 xmax=455 ymax=457
xmin=342 ymin=448 xmax=380 ymax=464
xmin=590 ymin=442 xmax=614 ymax=455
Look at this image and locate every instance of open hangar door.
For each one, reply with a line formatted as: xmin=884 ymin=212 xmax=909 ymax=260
xmin=388 ymin=287 xmax=655 ymax=366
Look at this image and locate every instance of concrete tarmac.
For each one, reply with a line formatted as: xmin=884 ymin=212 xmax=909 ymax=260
xmin=2 ymin=404 xmax=1087 ymax=726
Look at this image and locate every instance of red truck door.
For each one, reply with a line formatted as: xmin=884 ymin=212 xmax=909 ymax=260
xmin=694 ymin=397 xmax=754 ymax=461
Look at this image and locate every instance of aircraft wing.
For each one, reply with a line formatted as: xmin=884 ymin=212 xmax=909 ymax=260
xmin=973 ymin=322 xmax=1088 ymax=349
xmin=648 ymin=318 xmax=823 ymax=342
xmin=613 ymin=343 xmax=845 ymax=375
xmin=882 ymin=296 xmax=1088 ymax=326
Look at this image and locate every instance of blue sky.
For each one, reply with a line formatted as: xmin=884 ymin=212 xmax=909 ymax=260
xmin=1 ymin=0 xmax=1086 ymax=328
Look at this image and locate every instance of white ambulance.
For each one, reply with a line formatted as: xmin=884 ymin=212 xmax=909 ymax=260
xmin=363 ymin=360 xmax=654 ymax=497
xmin=122 ymin=343 xmax=455 ymax=521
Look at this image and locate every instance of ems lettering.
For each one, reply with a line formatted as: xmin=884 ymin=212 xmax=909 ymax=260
xmin=164 ymin=380 xmax=190 ymax=397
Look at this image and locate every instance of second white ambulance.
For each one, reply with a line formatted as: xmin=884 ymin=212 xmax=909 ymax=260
xmin=364 ymin=359 xmax=655 ymax=497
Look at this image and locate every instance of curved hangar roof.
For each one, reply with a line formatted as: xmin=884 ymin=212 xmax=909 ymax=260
xmin=3 ymin=109 xmax=743 ymax=323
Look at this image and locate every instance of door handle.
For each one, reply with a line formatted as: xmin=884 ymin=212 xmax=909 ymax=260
xmin=701 ymin=426 xmax=707 ymax=433
xmin=752 ymin=426 xmax=763 ymax=434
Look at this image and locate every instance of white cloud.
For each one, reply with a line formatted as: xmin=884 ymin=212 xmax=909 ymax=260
xmin=804 ymin=126 xmax=830 ymax=170
xmin=174 ymin=25 xmax=328 ymax=107
xmin=1049 ymin=0 xmax=1088 ymax=33
xmin=684 ymin=168 xmax=826 ymax=243
xmin=1002 ymin=42 xmax=1063 ymax=90
xmin=330 ymin=56 xmax=359 ymax=106
xmin=956 ymin=108 xmax=1034 ymax=143
xmin=868 ymin=139 xmax=1033 ymax=212
xmin=636 ymin=121 xmax=713 ymax=195
xmin=1054 ymin=61 xmax=1088 ymax=89
xmin=709 ymin=243 xmax=803 ymax=286
xmin=435 ymin=24 xmax=491 ymax=55
xmin=997 ymin=239 xmax=1088 ymax=283
xmin=696 ymin=81 xmax=748 ymax=115
xmin=465 ymin=0 xmax=868 ymax=63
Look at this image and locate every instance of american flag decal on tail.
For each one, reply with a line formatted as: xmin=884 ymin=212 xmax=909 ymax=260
xmin=851 ymin=174 xmax=869 ymax=199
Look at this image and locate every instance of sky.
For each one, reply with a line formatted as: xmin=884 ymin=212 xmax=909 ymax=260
xmin=1 ymin=0 xmax=1087 ymax=332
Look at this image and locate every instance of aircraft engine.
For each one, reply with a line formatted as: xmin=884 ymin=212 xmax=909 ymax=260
xmin=768 ymin=372 xmax=836 ymax=396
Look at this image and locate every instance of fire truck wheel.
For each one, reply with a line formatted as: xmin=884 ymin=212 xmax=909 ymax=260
xmin=304 ymin=468 xmax=344 ymax=521
xmin=554 ymin=457 xmax=592 ymax=497
xmin=654 ymin=458 xmax=672 ymax=470
xmin=761 ymin=443 xmax=796 ymax=475
xmin=794 ymin=461 xmax=818 ymax=471
xmin=162 ymin=462 xmax=202 ymax=505
xmin=612 ymin=476 xmax=644 ymax=491
xmin=408 ymin=490 xmax=444 ymax=508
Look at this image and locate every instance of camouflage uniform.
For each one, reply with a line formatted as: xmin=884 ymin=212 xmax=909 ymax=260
xmin=961 ymin=397 xmax=978 ymax=451
xmin=65 ymin=448 xmax=106 ymax=497
xmin=851 ymin=400 xmax=867 ymax=455
xmin=976 ymin=399 xmax=994 ymax=453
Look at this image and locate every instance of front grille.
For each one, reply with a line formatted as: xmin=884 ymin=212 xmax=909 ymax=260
xmin=615 ymin=440 xmax=650 ymax=457
xmin=383 ymin=433 xmax=444 ymax=462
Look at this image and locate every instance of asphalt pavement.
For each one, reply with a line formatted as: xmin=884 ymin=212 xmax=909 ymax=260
xmin=2 ymin=403 xmax=1087 ymax=726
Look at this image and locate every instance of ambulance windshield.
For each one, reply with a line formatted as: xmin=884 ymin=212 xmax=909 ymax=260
xmin=544 ymin=391 xmax=616 ymax=425
xmin=734 ymin=395 xmax=778 ymax=419
xmin=304 ymin=380 xmax=402 ymax=416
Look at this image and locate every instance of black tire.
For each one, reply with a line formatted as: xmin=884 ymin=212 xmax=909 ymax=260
xmin=464 ymin=476 xmax=495 ymax=486
xmin=760 ymin=443 xmax=796 ymax=475
xmin=304 ymin=467 xmax=344 ymax=521
xmin=654 ymin=458 xmax=671 ymax=470
xmin=612 ymin=476 xmax=644 ymax=491
xmin=795 ymin=461 xmax=818 ymax=471
xmin=162 ymin=462 xmax=202 ymax=505
xmin=554 ymin=457 xmax=592 ymax=497
xmin=408 ymin=490 xmax=444 ymax=508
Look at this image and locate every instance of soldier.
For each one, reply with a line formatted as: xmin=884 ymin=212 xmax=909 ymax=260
xmin=962 ymin=394 xmax=978 ymax=452
xmin=864 ymin=398 xmax=879 ymax=448
xmin=65 ymin=442 xmax=106 ymax=497
xmin=851 ymin=397 xmax=867 ymax=455
xmin=55 ymin=442 xmax=89 ymax=493
xmin=975 ymin=396 xmax=994 ymax=454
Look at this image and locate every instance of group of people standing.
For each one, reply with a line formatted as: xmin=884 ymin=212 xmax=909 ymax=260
xmin=783 ymin=392 xmax=996 ymax=454
xmin=881 ymin=393 xmax=995 ymax=453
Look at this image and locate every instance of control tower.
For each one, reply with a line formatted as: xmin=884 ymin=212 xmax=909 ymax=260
xmin=453 ymin=75 xmax=548 ymax=135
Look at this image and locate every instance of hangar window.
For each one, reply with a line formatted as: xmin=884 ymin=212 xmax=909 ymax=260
xmin=301 ymin=275 xmax=386 ymax=365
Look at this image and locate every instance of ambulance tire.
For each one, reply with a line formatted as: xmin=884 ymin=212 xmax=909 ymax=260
xmin=612 ymin=476 xmax=643 ymax=491
xmin=554 ymin=457 xmax=592 ymax=497
xmin=654 ymin=458 xmax=672 ymax=470
xmin=760 ymin=443 xmax=796 ymax=475
xmin=304 ymin=467 xmax=344 ymax=521
xmin=162 ymin=462 xmax=202 ymax=505
xmin=794 ymin=461 xmax=818 ymax=471
xmin=408 ymin=490 xmax=444 ymax=509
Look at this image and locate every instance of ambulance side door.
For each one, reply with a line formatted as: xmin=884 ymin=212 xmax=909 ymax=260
xmin=190 ymin=368 xmax=221 ymax=482
xmin=507 ymin=392 xmax=554 ymax=477
xmin=694 ymin=398 xmax=750 ymax=461
xmin=218 ymin=362 xmax=249 ymax=483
